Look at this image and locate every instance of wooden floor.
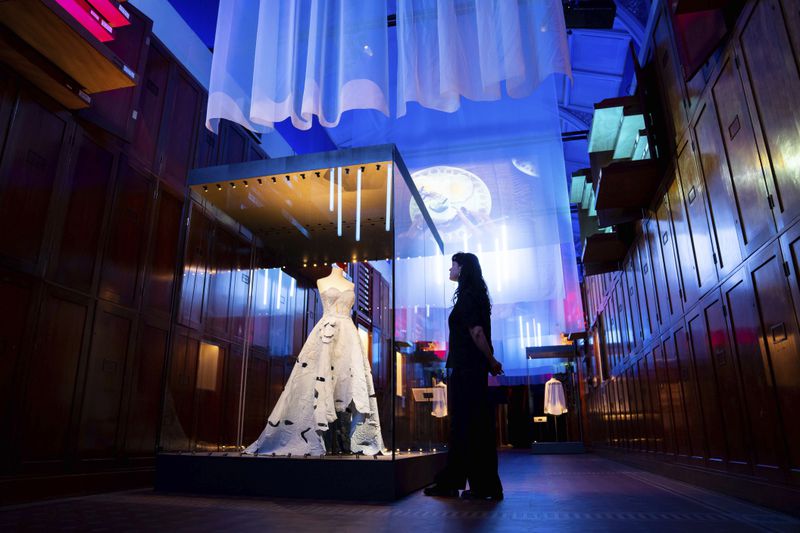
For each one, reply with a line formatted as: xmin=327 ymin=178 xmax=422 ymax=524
xmin=2 ymin=451 xmax=798 ymax=532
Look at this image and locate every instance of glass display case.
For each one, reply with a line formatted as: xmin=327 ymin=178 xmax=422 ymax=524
xmin=157 ymin=145 xmax=448 ymax=499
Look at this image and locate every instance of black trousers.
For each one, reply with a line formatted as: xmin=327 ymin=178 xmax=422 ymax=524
xmin=434 ymin=368 xmax=502 ymax=495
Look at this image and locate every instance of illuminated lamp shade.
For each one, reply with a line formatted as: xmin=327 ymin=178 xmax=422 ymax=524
xmin=54 ymin=0 xmax=114 ymax=42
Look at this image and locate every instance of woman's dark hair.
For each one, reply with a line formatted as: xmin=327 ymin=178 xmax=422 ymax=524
xmin=452 ymin=252 xmax=491 ymax=313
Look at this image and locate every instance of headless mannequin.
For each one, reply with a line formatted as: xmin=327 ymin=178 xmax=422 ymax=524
xmin=317 ymin=264 xmax=354 ymax=293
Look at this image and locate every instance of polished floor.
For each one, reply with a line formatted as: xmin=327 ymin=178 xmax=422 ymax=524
xmin=2 ymin=451 xmax=798 ymax=532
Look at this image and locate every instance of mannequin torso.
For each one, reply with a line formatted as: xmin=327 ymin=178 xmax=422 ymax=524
xmin=316 ymin=264 xmax=354 ymax=293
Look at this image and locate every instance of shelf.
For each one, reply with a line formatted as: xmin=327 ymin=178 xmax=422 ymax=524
xmin=0 ymin=0 xmax=136 ymax=94
xmin=581 ymin=232 xmax=627 ymax=275
xmin=87 ymin=0 xmax=132 ymax=28
xmin=0 ymin=25 xmax=90 ymax=109
xmin=594 ymin=158 xmax=660 ymax=211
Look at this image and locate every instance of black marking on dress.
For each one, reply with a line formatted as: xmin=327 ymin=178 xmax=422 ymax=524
xmin=284 ymin=420 xmax=294 ymax=425
xmin=318 ymin=423 xmax=326 ymax=427
xmin=300 ymin=428 xmax=310 ymax=443
xmin=268 ymin=420 xmax=279 ymax=427
xmin=345 ymin=407 xmax=352 ymax=413
xmin=314 ymin=390 xmax=319 ymax=399
xmin=369 ymin=394 xmax=377 ymax=398
xmin=316 ymin=377 xmax=326 ymax=382
xmin=302 ymin=362 xmax=308 ymax=367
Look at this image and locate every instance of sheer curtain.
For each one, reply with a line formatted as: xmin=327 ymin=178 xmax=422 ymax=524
xmin=207 ymin=0 xmax=390 ymax=132
xmin=396 ymin=0 xmax=571 ymax=116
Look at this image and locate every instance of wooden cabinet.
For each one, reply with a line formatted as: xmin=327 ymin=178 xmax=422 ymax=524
xmin=143 ymin=188 xmax=183 ymax=316
xmin=676 ymin=138 xmax=718 ymax=303
xmin=750 ymin=240 xmax=800 ymax=476
xmin=123 ymin=320 xmax=168 ymax=456
xmin=98 ymin=161 xmax=154 ymax=308
xmin=0 ymin=93 xmax=71 ymax=268
xmin=653 ymin=6 xmax=689 ymax=143
xmin=50 ymin=130 xmax=116 ymax=293
xmin=131 ymin=43 xmax=169 ymax=173
xmin=162 ymin=327 xmax=199 ymax=451
xmin=692 ymin=97 xmax=744 ymax=278
xmin=178 ymin=203 xmax=210 ymax=329
xmin=77 ymin=303 xmax=134 ymax=458
xmin=710 ymin=53 xmax=775 ymax=253
xmin=721 ymin=267 xmax=786 ymax=478
xmin=655 ymin=193 xmax=684 ymax=325
xmin=623 ymin=257 xmax=643 ymax=347
xmin=159 ymin=68 xmax=201 ymax=192
xmin=738 ymin=0 xmax=800 ymax=229
xmin=662 ymin=327 xmax=692 ymax=460
xmin=204 ymin=227 xmax=236 ymax=337
xmin=637 ymin=229 xmax=660 ymax=338
xmin=667 ymin=174 xmax=693 ymax=306
xmin=21 ymin=289 xmax=91 ymax=463
xmin=242 ymin=348 xmax=270 ymax=444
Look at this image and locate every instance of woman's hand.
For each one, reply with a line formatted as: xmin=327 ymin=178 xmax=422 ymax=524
xmin=489 ymin=358 xmax=503 ymax=376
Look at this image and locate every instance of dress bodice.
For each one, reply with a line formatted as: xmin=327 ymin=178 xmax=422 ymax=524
xmin=321 ymin=287 xmax=355 ymax=317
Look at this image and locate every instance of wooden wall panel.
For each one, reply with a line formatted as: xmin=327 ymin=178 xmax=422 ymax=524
xmin=663 ymin=328 xmax=691 ymax=459
xmin=21 ymin=291 xmax=89 ymax=463
xmin=693 ymin=98 xmax=744 ymax=277
xmin=722 ymin=268 xmax=785 ymax=477
xmin=748 ymin=242 xmax=800 ymax=476
xmin=98 ymin=162 xmax=153 ymax=307
xmin=131 ymin=44 xmax=169 ymax=172
xmin=161 ymin=328 xmax=198 ymax=451
xmin=653 ymin=7 xmax=689 ymax=141
xmin=77 ymin=304 xmax=133 ymax=457
xmin=0 ymin=94 xmax=69 ymax=266
xmin=644 ymin=219 xmax=665 ymax=332
xmin=178 ymin=203 xmax=209 ymax=329
xmin=667 ymin=176 xmax=693 ymax=307
xmin=123 ymin=321 xmax=168 ymax=457
xmin=655 ymin=193 xmax=684 ymax=324
xmin=193 ymin=342 xmax=226 ymax=450
xmin=218 ymin=121 xmax=248 ymax=165
xmin=160 ymin=68 xmax=200 ymax=192
xmin=221 ymin=344 xmax=244 ymax=447
xmin=143 ymin=189 xmax=182 ymax=315
xmin=242 ymin=349 xmax=269 ymax=444
xmin=738 ymin=0 xmax=800 ymax=227
xmin=780 ymin=0 xmax=800 ymax=63
xmin=229 ymin=239 xmax=251 ymax=341
xmin=204 ymin=228 xmax=236 ymax=336
xmin=676 ymin=139 xmax=718 ymax=303
xmin=50 ymin=131 xmax=115 ymax=293
xmin=637 ymin=234 xmax=659 ymax=338
xmin=623 ymin=258 xmax=643 ymax=348
xmin=710 ymin=54 xmax=774 ymax=252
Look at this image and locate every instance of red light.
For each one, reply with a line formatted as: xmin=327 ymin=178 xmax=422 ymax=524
xmin=86 ymin=0 xmax=131 ymax=28
xmin=55 ymin=0 xmax=114 ymax=42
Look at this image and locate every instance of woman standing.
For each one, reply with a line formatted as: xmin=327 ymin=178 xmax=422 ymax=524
xmin=424 ymin=252 xmax=504 ymax=501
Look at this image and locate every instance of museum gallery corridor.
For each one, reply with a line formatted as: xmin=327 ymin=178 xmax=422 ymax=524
xmin=2 ymin=451 xmax=798 ymax=532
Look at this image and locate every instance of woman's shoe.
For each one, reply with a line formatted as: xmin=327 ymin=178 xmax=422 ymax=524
xmin=460 ymin=489 xmax=504 ymax=501
xmin=423 ymin=484 xmax=459 ymax=497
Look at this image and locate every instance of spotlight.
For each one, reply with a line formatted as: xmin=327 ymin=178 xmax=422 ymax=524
xmin=216 ymin=184 xmax=222 ymax=190
xmin=230 ymin=182 xmax=236 ymax=188
xmin=243 ymin=181 xmax=249 ymax=187
xmin=257 ymin=178 xmax=263 ymax=184
xmin=202 ymin=185 xmax=208 ymax=192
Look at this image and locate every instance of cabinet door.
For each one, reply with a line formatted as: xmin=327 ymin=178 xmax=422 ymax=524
xmin=143 ymin=189 xmax=183 ymax=316
xmin=51 ymin=132 xmax=116 ymax=293
xmin=124 ymin=321 xmax=168 ymax=456
xmin=704 ymin=291 xmax=749 ymax=472
xmin=178 ymin=203 xmax=209 ymax=329
xmin=221 ymin=344 xmax=244 ymax=447
xmin=676 ymin=139 xmax=718 ymax=303
xmin=667 ymin=175 xmax=693 ymax=306
xmin=624 ymin=258 xmax=643 ymax=347
xmin=160 ymin=68 xmax=201 ymax=191
xmin=162 ymin=327 xmax=199 ymax=451
xmin=21 ymin=290 xmax=90 ymax=462
xmin=692 ymin=98 xmax=744 ymax=278
xmin=663 ymin=328 xmax=692 ymax=459
xmin=781 ymin=0 xmax=800 ymax=63
xmin=0 ymin=94 xmax=69 ymax=266
xmin=638 ymin=232 xmax=660 ymax=337
xmin=710 ymin=54 xmax=775 ymax=253
xmin=653 ymin=8 xmax=689 ymax=141
xmin=98 ymin=162 xmax=154 ymax=308
xmin=739 ymin=0 xmax=800 ymax=228
xmin=615 ymin=281 xmax=632 ymax=355
xmin=633 ymin=239 xmax=653 ymax=342
xmin=194 ymin=96 xmax=218 ymax=169
xmin=243 ymin=349 xmax=270 ymax=444
xmin=749 ymin=241 xmax=800 ymax=475
xmin=722 ymin=268 xmax=785 ymax=478
xmin=656 ymin=194 xmax=684 ymax=324
xmin=218 ymin=121 xmax=248 ymax=165
xmin=654 ymin=340 xmax=676 ymax=455
xmin=78 ymin=304 xmax=134 ymax=457
xmin=131 ymin=44 xmax=170 ymax=172
xmin=0 ymin=270 xmax=36 ymax=460
xmin=229 ymin=238 xmax=251 ymax=341
xmin=204 ymin=227 xmax=236 ymax=336
xmin=645 ymin=219 xmax=665 ymax=331
xmin=635 ymin=358 xmax=652 ymax=452
xmin=675 ymin=322 xmax=707 ymax=463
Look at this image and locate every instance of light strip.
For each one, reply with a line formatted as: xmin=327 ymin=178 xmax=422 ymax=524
xmin=289 ymin=277 xmax=296 ymax=299
xmin=276 ymin=269 xmax=283 ymax=310
xmin=337 ymin=167 xmax=343 ymax=237
xmin=329 ymin=167 xmax=335 ymax=211
xmin=495 ymin=239 xmax=502 ymax=292
xmin=526 ymin=322 xmax=531 ymax=347
xmin=518 ymin=316 xmax=524 ymax=351
xmin=261 ymin=269 xmax=268 ymax=307
xmin=356 ymin=167 xmax=362 ymax=241
xmin=385 ymin=164 xmax=392 ymax=231
xmin=537 ymin=322 xmax=542 ymax=347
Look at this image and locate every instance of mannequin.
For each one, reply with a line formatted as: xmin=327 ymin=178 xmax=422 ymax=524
xmin=317 ymin=263 xmax=354 ymax=293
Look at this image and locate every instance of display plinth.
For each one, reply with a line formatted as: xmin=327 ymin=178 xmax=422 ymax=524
xmin=155 ymin=451 xmax=447 ymax=501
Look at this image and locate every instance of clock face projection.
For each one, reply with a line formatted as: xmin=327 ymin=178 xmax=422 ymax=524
xmin=409 ymin=166 xmax=492 ymax=242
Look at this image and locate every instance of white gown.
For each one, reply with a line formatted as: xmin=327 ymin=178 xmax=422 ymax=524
xmin=244 ymin=287 xmax=385 ymax=456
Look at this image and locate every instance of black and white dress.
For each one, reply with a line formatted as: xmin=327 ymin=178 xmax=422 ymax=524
xmin=244 ymin=287 xmax=384 ymax=456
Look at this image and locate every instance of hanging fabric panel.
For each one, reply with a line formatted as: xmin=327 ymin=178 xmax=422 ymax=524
xmin=207 ymin=0 xmax=390 ymax=132
xmin=396 ymin=0 xmax=572 ymax=117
